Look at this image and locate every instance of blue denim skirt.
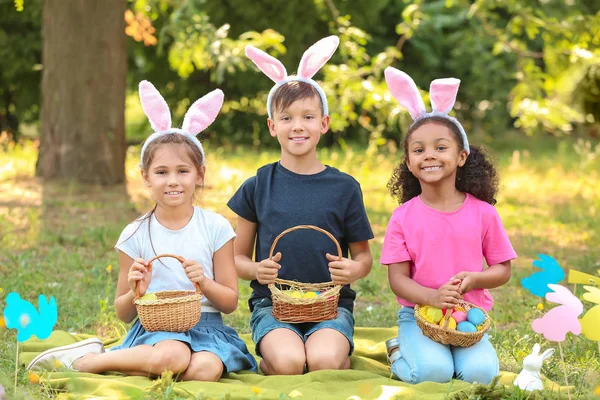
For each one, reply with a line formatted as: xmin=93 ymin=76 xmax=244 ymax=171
xmin=110 ymin=312 xmax=257 ymax=373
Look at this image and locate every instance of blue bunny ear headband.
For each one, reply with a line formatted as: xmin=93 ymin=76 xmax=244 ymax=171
xmin=384 ymin=67 xmax=470 ymax=155
xmin=245 ymin=36 xmax=340 ymax=118
xmin=138 ymin=80 xmax=225 ymax=166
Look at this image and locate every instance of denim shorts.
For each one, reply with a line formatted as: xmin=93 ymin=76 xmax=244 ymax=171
xmin=250 ymin=297 xmax=355 ymax=357
xmin=110 ymin=312 xmax=257 ymax=373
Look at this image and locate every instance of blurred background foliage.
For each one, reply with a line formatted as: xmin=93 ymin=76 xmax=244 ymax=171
xmin=1 ymin=0 xmax=599 ymax=147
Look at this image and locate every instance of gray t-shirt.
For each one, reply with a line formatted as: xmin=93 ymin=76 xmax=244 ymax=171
xmin=227 ymin=162 xmax=373 ymax=312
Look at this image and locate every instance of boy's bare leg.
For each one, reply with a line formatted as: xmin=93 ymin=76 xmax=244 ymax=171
xmin=258 ymin=328 xmax=306 ymax=375
xmin=73 ymin=340 xmax=191 ymax=376
xmin=305 ymin=328 xmax=350 ymax=371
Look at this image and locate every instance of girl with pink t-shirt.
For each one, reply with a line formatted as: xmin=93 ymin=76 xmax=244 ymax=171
xmin=379 ymin=68 xmax=517 ymax=385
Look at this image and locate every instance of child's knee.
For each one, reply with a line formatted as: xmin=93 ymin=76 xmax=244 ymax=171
xmin=263 ymin=350 xmax=306 ymax=375
xmin=306 ymin=348 xmax=348 ymax=371
xmin=392 ymin=355 xmax=454 ymax=384
xmin=456 ymin=363 xmax=498 ymax=384
xmin=184 ymin=356 xmax=223 ymax=382
xmin=150 ymin=347 xmax=191 ymax=375
xmin=306 ymin=354 xmax=348 ymax=371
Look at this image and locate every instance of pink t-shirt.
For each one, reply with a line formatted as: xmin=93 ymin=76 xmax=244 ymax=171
xmin=380 ymin=193 xmax=517 ymax=310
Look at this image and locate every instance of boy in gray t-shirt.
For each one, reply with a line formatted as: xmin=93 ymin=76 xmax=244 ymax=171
xmin=228 ymin=36 xmax=373 ymax=375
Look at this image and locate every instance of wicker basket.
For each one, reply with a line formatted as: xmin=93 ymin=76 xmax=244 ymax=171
xmin=268 ymin=225 xmax=342 ymax=323
xmin=133 ymin=254 xmax=202 ymax=332
xmin=414 ymin=300 xmax=490 ymax=347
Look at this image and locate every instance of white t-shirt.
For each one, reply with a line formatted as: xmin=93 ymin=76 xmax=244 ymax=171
xmin=115 ymin=206 xmax=236 ymax=313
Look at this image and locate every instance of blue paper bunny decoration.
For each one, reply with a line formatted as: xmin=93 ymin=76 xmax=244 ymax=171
xmin=521 ymin=254 xmax=565 ymax=297
xmin=3 ymin=292 xmax=58 ymax=342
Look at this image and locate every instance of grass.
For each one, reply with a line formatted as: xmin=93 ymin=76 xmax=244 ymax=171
xmin=1 ymin=132 xmax=600 ymax=399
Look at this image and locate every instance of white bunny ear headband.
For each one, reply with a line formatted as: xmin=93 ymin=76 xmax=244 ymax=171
xmin=384 ymin=67 xmax=470 ymax=155
xmin=138 ymin=80 xmax=224 ymax=166
xmin=245 ymin=35 xmax=339 ymax=119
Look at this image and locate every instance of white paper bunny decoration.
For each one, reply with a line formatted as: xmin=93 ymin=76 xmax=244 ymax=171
xmin=513 ymin=343 xmax=555 ymax=391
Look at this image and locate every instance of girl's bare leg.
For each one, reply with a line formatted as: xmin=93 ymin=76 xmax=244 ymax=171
xmin=180 ymin=351 xmax=224 ymax=382
xmin=72 ymin=340 xmax=192 ymax=376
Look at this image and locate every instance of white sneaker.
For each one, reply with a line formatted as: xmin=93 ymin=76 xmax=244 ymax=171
xmin=26 ymin=338 xmax=105 ymax=371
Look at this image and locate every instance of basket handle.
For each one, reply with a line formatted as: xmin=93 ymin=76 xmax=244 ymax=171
xmin=268 ymin=225 xmax=343 ymax=290
xmin=268 ymin=225 xmax=343 ymax=260
xmin=134 ymin=253 xmax=201 ymax=300
xmin=441 ymin=307 xmax=453 ymax=329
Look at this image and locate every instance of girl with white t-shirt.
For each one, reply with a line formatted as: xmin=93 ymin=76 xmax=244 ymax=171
xmin=27 ymin=81 xmax=257 ymax=381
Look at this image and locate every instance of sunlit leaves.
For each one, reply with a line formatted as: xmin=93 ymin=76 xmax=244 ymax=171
xmin=124 ymin=9 xmax=157 ymax=46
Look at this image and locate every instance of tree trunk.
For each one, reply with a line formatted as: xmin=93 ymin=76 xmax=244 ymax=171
xmin=37 ymin=0 xmax=127 ymax=184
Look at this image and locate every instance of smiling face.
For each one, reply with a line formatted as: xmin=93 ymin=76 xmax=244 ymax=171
xmin=405 ymin=121 xmax=468 ymax=187
xmin=141 ymin=143 xmax=205 ymax=209
xmin=267 ymin=95 xmax=329 ymax=161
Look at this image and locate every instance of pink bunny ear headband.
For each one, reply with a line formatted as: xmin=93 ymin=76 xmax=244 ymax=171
xmin=138 ymin=80 xmax=224 ymax=166
xmin=245 ymin=35 xmax=339 ymax=118
xmin=384 ymin=67 xmax=470 ymax=155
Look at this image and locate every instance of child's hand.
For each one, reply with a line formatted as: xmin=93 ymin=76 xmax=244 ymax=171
xmin=326 ymin=254 xmax=360 ymax=285
xmin=257 ymin=252 xmax=281 ymax=285
xmin=452 ymin=272 xmax=476 ymax=295
xmin=428 ymin=278 xmax=462 ymax=309
xmin=128 ymin=258 xmax=151 ymax=295
xmin=183 ymin=259 xmax=205 ymax=288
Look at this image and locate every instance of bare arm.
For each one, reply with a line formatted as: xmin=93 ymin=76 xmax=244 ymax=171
xmin=199 ymin=239 xmax=239 ymax=314
xmin=453 ymin=261 xmax=512 ymax=294
xmin=387 ymin=261 xmax=461 ymax=309
xmin=232 ymin=216 xmax=260 ymax=281
xmin=348 ymin=240 xmax=373 ymax=280
xmin=326 ymin=240 xmax=373 ymax=285
xmin=114 ymin=251 xmax=141 ymax=324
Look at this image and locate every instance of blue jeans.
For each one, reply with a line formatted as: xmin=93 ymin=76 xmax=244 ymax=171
xmin=391 ymin=307 xmax=499 ymax=384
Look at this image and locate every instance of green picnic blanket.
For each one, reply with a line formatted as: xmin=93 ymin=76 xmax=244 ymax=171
xmin=19 ymin=328 xmax=568 ymax=399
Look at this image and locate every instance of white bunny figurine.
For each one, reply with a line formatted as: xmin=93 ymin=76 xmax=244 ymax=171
xmin=513 ymin=343 xmax=555 ymax=391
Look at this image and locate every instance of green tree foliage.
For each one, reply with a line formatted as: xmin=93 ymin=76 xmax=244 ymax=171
xmin=457 ymin=0 xmax=600 ymax=135
xmin=2 ymin=0 xmax=599 ymax=144
xmin=0 ymin=0 xmax=41 ymax=140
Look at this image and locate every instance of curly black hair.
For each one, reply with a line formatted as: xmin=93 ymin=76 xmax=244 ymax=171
xmin=387 ymin=116 xmax=499 ymax=205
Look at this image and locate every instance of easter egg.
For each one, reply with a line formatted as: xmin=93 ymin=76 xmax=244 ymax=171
xmin=418 ymin=306 xmax=432 ymax=322
xmin=303 ymin=291 xmax=318 ymax=299
xmin=282 ymin=290 xmax=302 ymax=298
xmin=467 ymin=308 xmax=486 ymax=326
xmin=454 ymin=305 xmax=466 ymax=313
xmin=439 ymin=316 xmax=457 ymax=330
xmin=451 ymin=311 xmax=467 ymax=324
xmin=457 ymin=321 xmax=478 ymax=333
xmin=426 ymin=307 xmax=443 ymax=324
xmin=139 ymin=293 xmax=158 ymax=301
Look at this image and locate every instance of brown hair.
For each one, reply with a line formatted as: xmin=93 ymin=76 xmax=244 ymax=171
xmin=270 ymin=80 xmax=323 ymax=116
xmin=117 ymin=133 xmax=206 ymax=261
